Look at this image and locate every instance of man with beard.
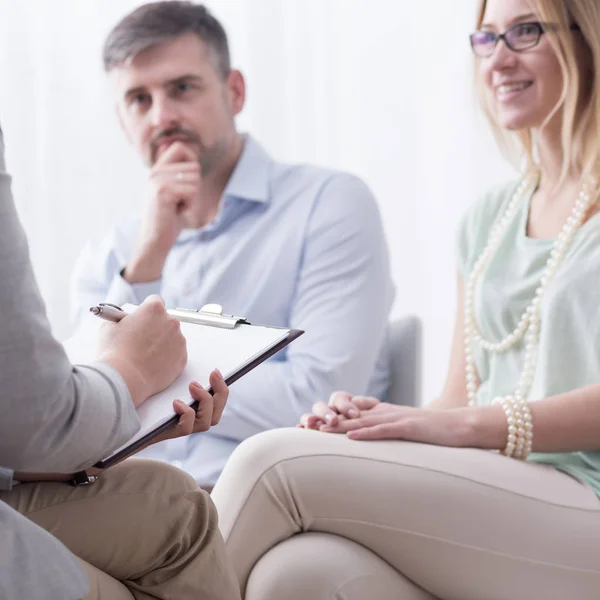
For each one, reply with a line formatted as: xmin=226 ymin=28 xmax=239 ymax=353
xmin=71 ymin=1 xmax=394 ymax=489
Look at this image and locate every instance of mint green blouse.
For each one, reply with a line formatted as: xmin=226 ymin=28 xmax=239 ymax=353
xmin=458 ymin=178 xmax=600 ymax=496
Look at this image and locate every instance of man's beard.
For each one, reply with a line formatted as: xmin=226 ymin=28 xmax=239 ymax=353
xmin=149 ymin=127 xmax=223 ymax=176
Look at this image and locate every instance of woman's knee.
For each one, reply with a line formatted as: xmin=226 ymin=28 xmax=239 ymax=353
xmin=229 ymin=427 xmax=307 ymax=466
xmin=215 ymin=428 xmax=327 ymax=490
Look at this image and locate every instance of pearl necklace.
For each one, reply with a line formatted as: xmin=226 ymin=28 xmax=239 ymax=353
xmin=465 ymin=175 xmax=597 ymax=406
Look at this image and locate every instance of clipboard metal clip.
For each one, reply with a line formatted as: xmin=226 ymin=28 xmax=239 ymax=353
xmin=168 ymin=304 xmax=250 ymax=329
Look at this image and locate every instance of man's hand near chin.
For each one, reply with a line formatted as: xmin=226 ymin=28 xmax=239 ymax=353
xmin=123 ymin=140 xmax=201 ymax=284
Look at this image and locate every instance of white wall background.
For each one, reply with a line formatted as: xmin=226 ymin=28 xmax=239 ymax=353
xmin=0 ymin=0 xmax=514 ymax=402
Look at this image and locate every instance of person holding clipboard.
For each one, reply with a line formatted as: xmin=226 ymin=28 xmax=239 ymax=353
xmin=0 ymin=129 xmax=239 ymax=598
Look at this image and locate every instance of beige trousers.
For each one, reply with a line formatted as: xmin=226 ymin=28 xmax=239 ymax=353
xmin=1 ymin=458 xmax=240 ymax=600
xmin=212 ymin=428 xmax=600 ymax=600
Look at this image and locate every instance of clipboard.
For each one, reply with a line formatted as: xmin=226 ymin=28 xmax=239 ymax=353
xmin=64 ymin=304 xmax=304 ymax=469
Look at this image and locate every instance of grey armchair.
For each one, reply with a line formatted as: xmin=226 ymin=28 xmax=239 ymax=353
xmin=386 ymin=316 xmax=422 ymax=407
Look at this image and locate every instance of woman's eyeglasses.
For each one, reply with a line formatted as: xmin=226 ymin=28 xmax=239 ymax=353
xmin=469 ymin=21 xmax=580 ymax=58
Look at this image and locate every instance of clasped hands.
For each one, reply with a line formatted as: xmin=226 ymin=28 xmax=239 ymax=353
xmin=299 ymin=391 xmax=471 ymax=447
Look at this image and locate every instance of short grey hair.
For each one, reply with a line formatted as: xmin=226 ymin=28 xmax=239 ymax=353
xmin=102 ymin=1 xmax=231 ymax=78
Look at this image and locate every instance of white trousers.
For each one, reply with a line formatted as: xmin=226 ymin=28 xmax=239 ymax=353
xmin=212 ymin=428 xmax=600 ymax=600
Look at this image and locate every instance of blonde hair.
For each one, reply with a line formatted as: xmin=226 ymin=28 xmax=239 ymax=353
xmin=474 ymin=0 xmax=600 ymax=184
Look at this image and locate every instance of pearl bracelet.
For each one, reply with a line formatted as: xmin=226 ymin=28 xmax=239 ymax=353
xmin=497 ymin=396 xmax=517 ymax=457
xmin=494 ymin=396 xmax=534 ymax=460
xmin=513 ymin=396 xmax=533 ymax=459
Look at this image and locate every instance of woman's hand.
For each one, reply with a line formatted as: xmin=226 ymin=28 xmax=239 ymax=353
xmin=300 ymin=391 xmax=477 ymax=447
xmin=298 ymin=391 xmax=380 ymax=429
xmin=317 ymin=402 xmax=475 ymax=446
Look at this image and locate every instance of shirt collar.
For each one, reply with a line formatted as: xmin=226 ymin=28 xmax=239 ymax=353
xmin=223 ymin=134 xmax=272 ymax=204
xmin=174 ymin=135 xmax=272 ymax=244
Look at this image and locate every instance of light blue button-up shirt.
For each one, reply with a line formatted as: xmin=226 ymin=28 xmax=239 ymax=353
xmin=71 ymin=135 xmax=394 ymax=485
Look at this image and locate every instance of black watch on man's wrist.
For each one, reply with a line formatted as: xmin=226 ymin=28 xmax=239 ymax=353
xmin=68 ymin=470 xmax=97 ymax=486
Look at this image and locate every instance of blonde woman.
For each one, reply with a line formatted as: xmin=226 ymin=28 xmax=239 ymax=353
xmin=212 ymin=0 xmax=600 ymax=598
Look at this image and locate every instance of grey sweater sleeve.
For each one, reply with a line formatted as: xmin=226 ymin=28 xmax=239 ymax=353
xmin=0 ymin=129 xmax=140 ymax=473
